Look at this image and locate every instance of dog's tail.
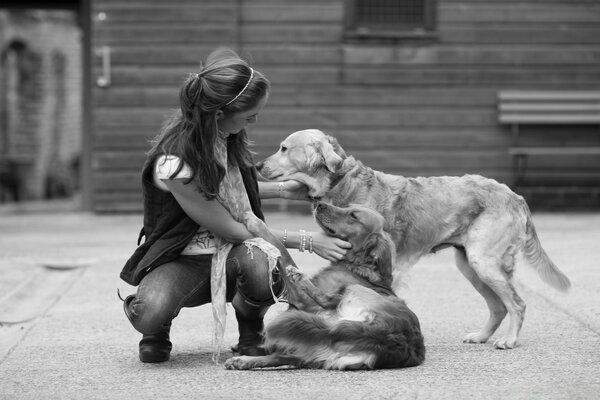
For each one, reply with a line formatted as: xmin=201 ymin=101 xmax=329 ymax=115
xmin=264 ymin=310 xmax=343 ymax=368
xmin=523 ymin=204 xmax=571 ymax=291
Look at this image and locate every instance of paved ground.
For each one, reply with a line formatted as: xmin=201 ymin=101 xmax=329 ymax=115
xmin=0 ymin=203 xmax=599 ymax=399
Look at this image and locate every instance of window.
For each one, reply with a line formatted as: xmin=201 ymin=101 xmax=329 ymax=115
xmin=346 ymin=0 xmax=437 ymax=40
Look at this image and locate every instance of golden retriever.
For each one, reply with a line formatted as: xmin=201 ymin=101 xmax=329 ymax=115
xmin=256 ymin=128 xmax=572 ymax=349
xmin=224 ymin=202 xmax=425 ymax=370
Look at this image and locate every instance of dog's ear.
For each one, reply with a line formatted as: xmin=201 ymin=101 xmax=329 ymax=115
xmin=326 ymin=135 xmax=347 ymax=159
xmin=359 ymin=232 xmax=394 ymax=286
xmin=311 ymin=139 xmax=344 ymax=173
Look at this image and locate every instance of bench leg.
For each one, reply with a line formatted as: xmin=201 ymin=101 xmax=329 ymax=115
xmin=513 ymin=154 xmax=528 ymax=186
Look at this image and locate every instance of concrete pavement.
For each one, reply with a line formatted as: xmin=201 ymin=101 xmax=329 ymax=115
xmin=0 ymin=205 xmax=599 ymax=399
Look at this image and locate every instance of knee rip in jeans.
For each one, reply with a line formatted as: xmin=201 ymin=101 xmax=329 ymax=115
xmin=241 ymin=239 xmax=285 ymax=302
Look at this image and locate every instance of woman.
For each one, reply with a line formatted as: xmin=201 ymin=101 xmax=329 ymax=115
xmin=120 ymin=48 xmax=350 ymax=363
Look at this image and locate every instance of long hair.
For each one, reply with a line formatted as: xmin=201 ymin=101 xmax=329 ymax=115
xmin=147 ymin=48 xmax=270 ymax=199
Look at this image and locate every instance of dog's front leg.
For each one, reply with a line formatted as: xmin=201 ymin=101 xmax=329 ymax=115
xmin=242 ymin=212 xmax=320 ymax=308
xmin=224 ymin=354 xmax=300 ymax=370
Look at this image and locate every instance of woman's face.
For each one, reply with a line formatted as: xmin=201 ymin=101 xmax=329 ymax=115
xmin=217 ymin=93 xmax=269 ymax=135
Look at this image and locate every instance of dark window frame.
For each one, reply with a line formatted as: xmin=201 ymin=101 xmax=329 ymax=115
xmin=345 ymin=0 xmax=438 ymax=41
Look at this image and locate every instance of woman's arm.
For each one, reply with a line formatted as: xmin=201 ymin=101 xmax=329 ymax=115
xmin=258 ymin=180 xmax=309 ymax=201
xmin=164 ymin=178 xmax=350 ymax=260
xmin=269 ymin=228 xmax=351 ymax=262
xmin=163 ymin=178 xmax=253 ymax=244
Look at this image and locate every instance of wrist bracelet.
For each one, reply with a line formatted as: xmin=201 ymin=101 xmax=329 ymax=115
xmin=282 ymin=229 xmax=287 ymax=246
xmin=308 ymin=232 xmax=313 ymax=254
xmin=299 ymin=229 xmax=306 ymax=252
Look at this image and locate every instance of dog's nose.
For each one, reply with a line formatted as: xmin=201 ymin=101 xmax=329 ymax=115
xmin=316 ymin=202 xmax=326 ymax=211
xmin=255 ymin=160 xmax=264 ymax=170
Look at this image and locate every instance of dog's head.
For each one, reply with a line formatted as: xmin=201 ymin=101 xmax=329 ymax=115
xmin=256 ymin=129 xmax=346 ymax=197
xmin=314 ymin=202 xmax=394 ymax=288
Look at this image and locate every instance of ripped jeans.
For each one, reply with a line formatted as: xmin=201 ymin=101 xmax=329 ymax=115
xmin=125 ymin=243 xmax=283 ymax=336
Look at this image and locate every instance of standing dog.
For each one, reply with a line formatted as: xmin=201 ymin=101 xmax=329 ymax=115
xmin=256 ymin=128 xmax=571 ymax=349
xmin=224 ymin=203 xmax=425 ymax=370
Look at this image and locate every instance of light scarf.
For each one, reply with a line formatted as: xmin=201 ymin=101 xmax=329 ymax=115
xmin=210 ymin=133 xmax=285 ymax=364
xmin=210 ymin=133 xmax=252 ymax=362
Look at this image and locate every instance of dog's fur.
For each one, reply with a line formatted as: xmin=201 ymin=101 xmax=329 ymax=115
xmin=224 ymin=203 xmax=425 ymax=370
xmin=256 ymin=128 xmax=572 ymax=349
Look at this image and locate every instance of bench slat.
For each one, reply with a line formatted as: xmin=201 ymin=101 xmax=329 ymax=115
xmin=499 ymin=114 xmax=600 ymax=124
xmin=500 ymin=104 xmax=600 ymax=112
xmin=508 ymin=147 xmax=600 ymax=156
xmin=498 ymin=91 xmax=600 ymax=101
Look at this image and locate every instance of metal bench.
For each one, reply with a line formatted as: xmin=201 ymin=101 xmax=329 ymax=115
xmin=497 ymin=90 xmax=600 ymax=184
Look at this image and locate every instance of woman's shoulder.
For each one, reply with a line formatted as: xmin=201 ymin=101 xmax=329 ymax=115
xmin=155 ymin=154 xmax=193 ymax=180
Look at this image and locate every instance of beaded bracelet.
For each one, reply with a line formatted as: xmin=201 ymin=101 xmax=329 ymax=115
xmin=282 ymin=229 xmax=287 ymax=246
xmin=299 ymin=229 xmax=306 ymax=252
xmin=308 ymin=232 xmax=314 ymax=254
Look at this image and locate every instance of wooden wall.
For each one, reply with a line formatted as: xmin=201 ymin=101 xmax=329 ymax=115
xmin=90 ymin=0 xmax=600 ymax=212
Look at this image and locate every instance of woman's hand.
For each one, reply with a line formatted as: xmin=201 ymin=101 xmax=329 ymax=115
xmin=310 ymin=231 xmax=351 ymax=262
xmin=281 ymin=180 xmax=310 ymax=201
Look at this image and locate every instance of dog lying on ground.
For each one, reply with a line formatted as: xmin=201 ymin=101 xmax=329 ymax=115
xmin=224 ymin=202 xmax=425 ymax=370
xmin=256 ymin=128 xmax=572 ymax=349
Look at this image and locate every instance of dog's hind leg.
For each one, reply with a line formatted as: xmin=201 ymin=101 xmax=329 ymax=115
xmin=464 ymin=248 xmax=526 ymax=349
xmin=454 ymin=248 xmax=507 ymax=344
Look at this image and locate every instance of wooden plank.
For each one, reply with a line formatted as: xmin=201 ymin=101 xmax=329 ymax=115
xmin=241 ymin=4 xmax=343 ymax=23
xmin=242 ymin=23 xmax=342 ymax=44
xmin=93 ymin=25 xmax=236 ymax=45
xmin=104 ymin=44 xmax=342 ymax=66
xmin=238 ymin=45 xmax=342 ymax=65
xmin=94 ymin=0 xmax=235 ymax=6
xmin=269 ymin=87 xmax=498 ymax=107
xmin=91 ymin=4 xmax=235 ymax=23
xmin=439 ymin=3 xmax=600 ymax=23
xmin=99 ymin=45 xmax=222 ymax=66
xmin=344 ymin=45 xmax=600 ymax=66
xmin=440 ymin=25 xmax=600 ymax=45
xmin=342 ymin=66 xmax=600 ymax=87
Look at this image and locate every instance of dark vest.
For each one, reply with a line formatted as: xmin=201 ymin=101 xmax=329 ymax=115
xmin=120 ymin=155 xmax=265 ymax=286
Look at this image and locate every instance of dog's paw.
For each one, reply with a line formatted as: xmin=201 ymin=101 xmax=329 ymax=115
xmin=286 ymin=265 xmax=303 ymax=282
xmin=224 ymin=356 xmax=254 ymax=370
xmin=493 ymin=337 xmax=518 ymax=350
xmin=462 ymin=332 xmax=490 ymax=344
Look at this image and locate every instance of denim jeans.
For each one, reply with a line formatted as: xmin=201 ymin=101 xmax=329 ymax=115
xmin=125 ymin=243 xmax=283 ymax=335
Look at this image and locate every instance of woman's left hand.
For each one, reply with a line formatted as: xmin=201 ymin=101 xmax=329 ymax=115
xmin=309 ymin=231 xmax=352 ymax=262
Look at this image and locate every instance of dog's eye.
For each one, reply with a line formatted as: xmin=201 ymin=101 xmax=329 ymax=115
xmin=280 ymin=145 xmax=287 ymax=153
xmin=349 ymin=211 xmax=359 ymax=221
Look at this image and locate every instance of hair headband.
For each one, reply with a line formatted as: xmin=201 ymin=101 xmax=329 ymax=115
xmin=224 ymin=68 xmax=254 ymax=106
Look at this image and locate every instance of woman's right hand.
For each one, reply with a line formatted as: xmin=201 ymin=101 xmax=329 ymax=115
xmin=309 ymin=231 xmax=351 ymax=262
xmin=280 ymin=180 xmax=310 ymax=201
